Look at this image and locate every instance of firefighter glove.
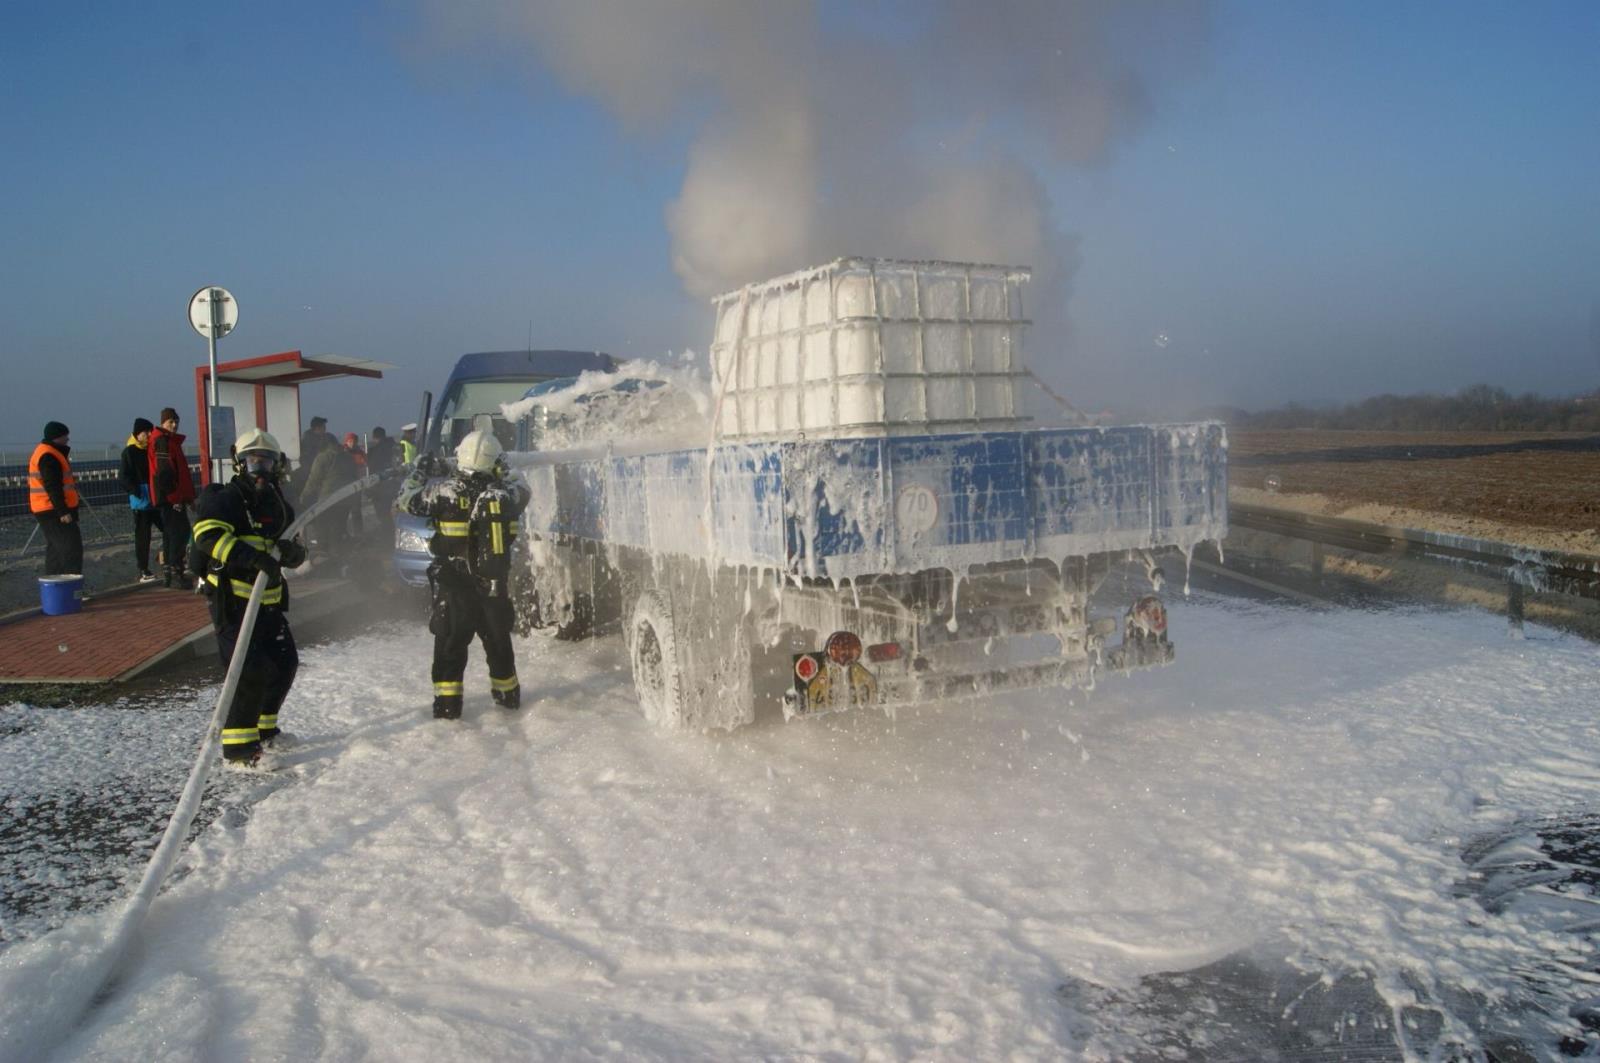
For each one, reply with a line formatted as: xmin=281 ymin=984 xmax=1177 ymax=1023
xmin=251 ymin=551 xmax=282 ymax=582
xmin=278 ymin=538 xmax=307 ymax=568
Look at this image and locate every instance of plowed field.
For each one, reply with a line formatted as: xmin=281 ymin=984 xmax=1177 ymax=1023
xmin=1227 ymin=430 xmax=1600 ymax=551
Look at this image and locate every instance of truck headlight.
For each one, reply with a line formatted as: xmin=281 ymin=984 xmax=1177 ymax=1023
xmin=395 ymin=527 xmax=429 ymax=553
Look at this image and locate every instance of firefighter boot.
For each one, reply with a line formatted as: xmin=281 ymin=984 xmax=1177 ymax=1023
xmin=433 ymin=695 xmax=463 ymax=720
xmin=491 ymin=679 xmax=521 ymax=711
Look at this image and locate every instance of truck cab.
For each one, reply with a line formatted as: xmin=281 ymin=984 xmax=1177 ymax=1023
xmin=393 ymin=350 xmax=615 ymax=587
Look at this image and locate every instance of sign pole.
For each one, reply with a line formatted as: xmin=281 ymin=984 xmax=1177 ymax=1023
xmin=188 ymin=285 xmax=238 ymax=487
xmin=208 ymin=292 xmax=221 ymax=484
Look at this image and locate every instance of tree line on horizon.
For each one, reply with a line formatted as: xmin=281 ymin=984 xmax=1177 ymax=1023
xmin=1211 ymin=384 xmax=1600 ymax=432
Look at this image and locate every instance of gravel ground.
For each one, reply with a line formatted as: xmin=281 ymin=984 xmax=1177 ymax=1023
xmin=0 ymin=515 xmax=148 ymax=617
xmin=0 ymin=498 xmax=392 ymax=616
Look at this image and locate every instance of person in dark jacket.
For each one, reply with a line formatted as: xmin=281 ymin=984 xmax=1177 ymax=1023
xmin=28 ymin=421 xmax=82 ymax=576
xmin=118 ymin=417 xmax=159 ymax=582
xmin=301 ymin=432 xmax=360 ymax=544
xmin=365 ymin=426 xmax=399 ymax=542
xmin=148 ymin=407 xmax=197 ymax=588
xmin=366 ymin=426 xmax=397 ymax=474
xmin=299 ymin=416 xmax=333 ymax=472
xmin=192 ymin=428 xmax=307 ymax=771
xmin=398 ymin=429 xmax=529 ymax=719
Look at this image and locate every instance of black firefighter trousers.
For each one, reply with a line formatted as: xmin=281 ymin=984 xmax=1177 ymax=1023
xmin=429 ymin=565 xmax=519 ymax=718
xmin=215 ymin=606 xmax=299 ymax=760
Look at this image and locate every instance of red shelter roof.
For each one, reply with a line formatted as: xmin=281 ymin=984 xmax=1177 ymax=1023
xmin=193 ymin=351 xmax=390 ymax=483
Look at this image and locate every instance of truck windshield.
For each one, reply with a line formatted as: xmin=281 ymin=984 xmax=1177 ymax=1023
xmin=436 ymin=379 xmax=545 ymax=452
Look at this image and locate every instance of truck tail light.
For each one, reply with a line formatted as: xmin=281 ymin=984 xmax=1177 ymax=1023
xmin=1131 ymin=595 xmax=1168 ymax=636
xmin=825 ymin=631 xmax=863 ymax=664
xmin=866 ymin=641 xmax=902 ymax=662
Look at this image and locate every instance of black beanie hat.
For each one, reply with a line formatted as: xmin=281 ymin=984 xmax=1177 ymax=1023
xmin=43 ymin=421 xmax=69 ymax=441
xmin=133 ymin=417 xmax=154 ymax=435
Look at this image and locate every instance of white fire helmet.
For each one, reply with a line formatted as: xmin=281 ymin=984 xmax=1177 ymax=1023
xmin=235 ymin=428 xmax=282 ymax=456
xmin=455 ymin=429 xmax=502 ymax=474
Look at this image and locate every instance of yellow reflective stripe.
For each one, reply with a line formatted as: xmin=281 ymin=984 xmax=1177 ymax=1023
xmin=489 ymin=500 xmax=501 ymax=515
xmin=509 ymin=522 xmax=520 ymax=535
xmin=192 ymin=519 xmax=233 ymax=537
xmin=257 ymin=713 xmax=278 ymax=728
xmin=490 ymin=676 xmax=519 ymax=692
xmin=229 ymin=579 xmax=284 ymax=604
xmin=434 ymin=681 xmax=463 ymax=695
xmin=211 ymin=533 xmax=238 ymax=564
xmin=221 ymin=727 xmax=259 ymax=745
xmin=491 ymin=521 xmax=504 ymax=554
xmin=206 ymin=573 xmax=220 ymax=587
xmin=240 ymin=535 xmax=272 ymax=550
xmin=437 ymin=521 xmax=470 ymax=536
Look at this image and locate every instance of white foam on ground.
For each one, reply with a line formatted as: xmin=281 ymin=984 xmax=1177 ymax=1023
xmin=2 ymin=595 xmax=1598 ymax=1058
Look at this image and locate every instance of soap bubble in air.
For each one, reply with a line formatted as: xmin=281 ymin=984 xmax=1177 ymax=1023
xmin=1264 ymin=475 xmax=1281 ymax=493
xmin=1154 ymin=332 xmax=1171 ymax=349
xmin=58 ymin=643 xmax=68 ymax=653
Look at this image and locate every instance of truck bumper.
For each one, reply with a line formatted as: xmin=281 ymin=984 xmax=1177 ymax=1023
xmin=786 ymin=636 xmax=1174 ymax=718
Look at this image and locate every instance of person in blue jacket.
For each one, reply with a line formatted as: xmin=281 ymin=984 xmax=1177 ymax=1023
xmin=118 ymin=417 xmax=159 ymax=583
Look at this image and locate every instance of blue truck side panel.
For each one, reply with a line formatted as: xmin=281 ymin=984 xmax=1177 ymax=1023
xmin=522 ymin=423 xmax=1227 ymax=579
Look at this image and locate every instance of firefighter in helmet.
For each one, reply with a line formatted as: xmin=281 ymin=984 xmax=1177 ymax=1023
xmin=191 ymin=428 xmax=307 ymax=769
xmin=398 ymin=428 xmax=530 ymax=719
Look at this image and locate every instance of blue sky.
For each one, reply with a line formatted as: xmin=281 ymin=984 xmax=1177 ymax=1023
xmin=2 ymin=1 xmax=1596 ymax=446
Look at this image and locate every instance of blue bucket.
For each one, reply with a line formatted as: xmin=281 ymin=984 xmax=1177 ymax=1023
xmin=39 ymin=575 xmax=84 ymax=616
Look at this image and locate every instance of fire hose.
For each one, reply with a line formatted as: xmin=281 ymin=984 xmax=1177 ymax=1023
xmin=0 ymin=470 xmax=389 ymax=1060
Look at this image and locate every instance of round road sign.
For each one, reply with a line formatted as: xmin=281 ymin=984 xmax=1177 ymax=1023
xmin=188 ymin=286 xmax=238 ymax=338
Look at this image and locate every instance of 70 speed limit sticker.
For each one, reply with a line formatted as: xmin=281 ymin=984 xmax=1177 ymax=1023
xmin=895 ymin=483 xmax=939 ymax=541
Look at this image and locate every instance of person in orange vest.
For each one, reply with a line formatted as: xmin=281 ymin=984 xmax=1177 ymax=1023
xmin=29 ymin=420 xmax=83 ymax=576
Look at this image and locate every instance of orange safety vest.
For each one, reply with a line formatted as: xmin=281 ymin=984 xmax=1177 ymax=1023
xmin=28 ymin=442 xmax=79 ymax=513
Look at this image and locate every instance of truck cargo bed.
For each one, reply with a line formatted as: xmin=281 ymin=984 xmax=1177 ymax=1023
xmin=521 ymin=422 xmax=1227 ymax=581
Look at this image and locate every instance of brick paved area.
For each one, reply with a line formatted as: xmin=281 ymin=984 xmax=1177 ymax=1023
xmin=0 ymin=587 xmax=210 ymax=682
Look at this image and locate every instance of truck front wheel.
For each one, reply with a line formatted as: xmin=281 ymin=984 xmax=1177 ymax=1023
xmin=629 ymin=590 xmax=688 ymax=729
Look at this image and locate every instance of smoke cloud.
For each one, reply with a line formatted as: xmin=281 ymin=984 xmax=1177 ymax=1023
xmin=414 ymin=0 xmax=1208 ymax=364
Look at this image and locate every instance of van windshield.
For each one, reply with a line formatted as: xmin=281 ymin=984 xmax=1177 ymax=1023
xmin=436 ymin=379 xmax=547 ymax=452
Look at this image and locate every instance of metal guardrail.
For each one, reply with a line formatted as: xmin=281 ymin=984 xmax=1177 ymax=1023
xmin=1229 ymin=501 xmax=1600 ymax=631
xmin=0 ymin=460 xmax=203 ymax=518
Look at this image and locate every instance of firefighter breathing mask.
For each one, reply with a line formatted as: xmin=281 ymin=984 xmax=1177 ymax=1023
xmin=243 ymin=453 xmax=276 ymax=480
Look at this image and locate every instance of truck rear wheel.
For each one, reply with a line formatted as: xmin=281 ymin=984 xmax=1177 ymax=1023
xmin=629 ymin=590 xmax=688 ymax=729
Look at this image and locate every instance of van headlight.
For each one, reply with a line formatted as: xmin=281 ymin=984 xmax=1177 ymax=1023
xmin=395 ymin=527 xmax=429 ymax=553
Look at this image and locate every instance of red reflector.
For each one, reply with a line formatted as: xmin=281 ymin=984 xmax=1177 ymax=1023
xmin=866 ymin=642 xmax=902 ymax=662
xmin=825 ymin=631 xmax=862 ymax=664
xmin=1132 ymin=595 xmax=1168 ymax=634
xmin=794 ymin=654 xmax=819 ymax=681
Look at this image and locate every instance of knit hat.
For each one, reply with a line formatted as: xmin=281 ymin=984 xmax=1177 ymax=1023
xmin=133 ymin=417 xmax=154 ymax=435
xmin=43 ymin=421 xmax=69 ymax=441
xmin=159 ymin=407 xmax=179 ymax=424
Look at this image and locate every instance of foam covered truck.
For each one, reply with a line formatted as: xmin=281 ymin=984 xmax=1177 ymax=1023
xmin=508 ymin=259 xmax=1228 ymax=731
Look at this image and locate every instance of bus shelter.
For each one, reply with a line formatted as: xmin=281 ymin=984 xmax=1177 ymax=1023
xmin=193 ymin=351 xmax=391 ymax=484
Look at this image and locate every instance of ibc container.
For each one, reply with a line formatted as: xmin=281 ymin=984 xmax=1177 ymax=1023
xmin=709 ymin=258 xmax=1032 ymax=439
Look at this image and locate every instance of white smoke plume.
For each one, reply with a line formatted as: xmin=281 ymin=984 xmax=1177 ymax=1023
xmin=413 ymin=0 xmax=1208 ymax=368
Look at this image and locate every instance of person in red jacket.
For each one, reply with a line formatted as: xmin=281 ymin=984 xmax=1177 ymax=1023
xmin=148 ymin=406 xmax=197 ymax=588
